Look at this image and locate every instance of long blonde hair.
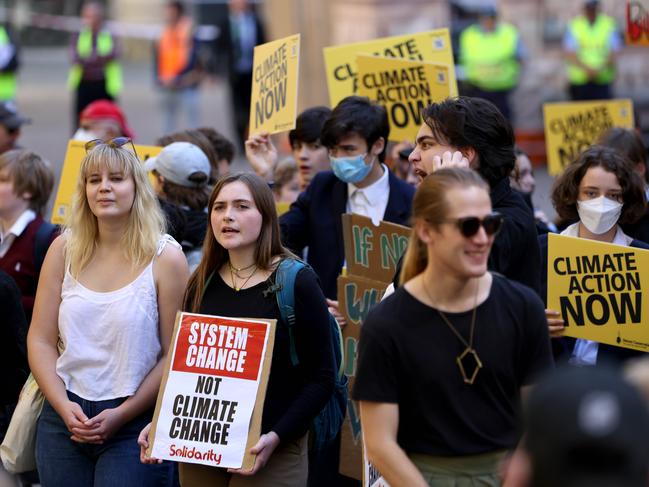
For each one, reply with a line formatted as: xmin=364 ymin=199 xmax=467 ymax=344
xmin=400 ymin=168 xmax=489 ymax=284
xmin=184 ymin=172 xmax=294 ymax=312
xmin=65 ymin=144 xmax=165 ymax=276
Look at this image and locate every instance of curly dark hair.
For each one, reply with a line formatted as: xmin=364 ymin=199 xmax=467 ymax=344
xmin=597 ymin=127 xmax=648 ymax=184
xmin=421 ymin=96 xmax=515 ymax=188
xmin=552 ymin=145 xmax=647 ymax=225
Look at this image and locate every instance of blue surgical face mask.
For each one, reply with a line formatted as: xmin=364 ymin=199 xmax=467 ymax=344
xmin=330 ymin=153 xmax=373 ymax=184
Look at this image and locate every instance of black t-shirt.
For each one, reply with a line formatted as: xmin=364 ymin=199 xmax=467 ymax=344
xmin=353 ymin=274 xmax=552 ymax=456
xmin=199 ymin=265 xmax=335 ymax=443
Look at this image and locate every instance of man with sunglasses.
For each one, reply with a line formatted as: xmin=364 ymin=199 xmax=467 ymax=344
xmin=355 ymin=168 xmax=552 ymax=486
xmin=405 ymin=96 xmax=541 ymax=295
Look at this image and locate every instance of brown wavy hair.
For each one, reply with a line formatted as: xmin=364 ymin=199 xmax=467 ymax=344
xmin=552 ymin=145 xmax=647 ymax=225
xmin=400 ymin=168 xmax=489 ymax=284
xmin=184 ymin=172 xmax=294 ymax=312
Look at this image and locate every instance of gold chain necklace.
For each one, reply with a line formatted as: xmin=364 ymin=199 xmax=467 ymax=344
xmin=228 ymin=261 xmax=256 ymax=273
xmin=422 ymin=277 xmax=483 ymax=385
xmin=229 ymin=263 xmax=258 ymax=292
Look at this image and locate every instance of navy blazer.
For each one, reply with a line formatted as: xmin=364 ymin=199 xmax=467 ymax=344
xmin=280 ymin=170 xmax=415 ymax=299
xmin=539 ymin=232 xmax=649 ymax=365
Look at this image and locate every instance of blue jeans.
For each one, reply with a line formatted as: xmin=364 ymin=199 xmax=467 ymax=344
xmin=36 ymin=391 xmax=176 ymax=487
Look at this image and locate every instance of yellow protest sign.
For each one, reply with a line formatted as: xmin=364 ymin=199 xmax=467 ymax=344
xmin=626 ymin=1 xmax=649 ymax=45
xmin=357 ymin=55 xmax=450 ymax=142
xmin=543 ymin=99 xmax=634 ymax=176
xmin=248 ymin=34 xmax=300 ymax=135
xmin=324 ymin=29 xmax=457 ymax=107
xmin=52 ymin=140 xmax=162 ymax=224
xmin=547 ymin=233 xmax=649 ymax=352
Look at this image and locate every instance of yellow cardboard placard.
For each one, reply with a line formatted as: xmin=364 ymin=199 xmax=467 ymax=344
xmin=543 ymin=99 xmax=634 ymax=176
xmin=626 ymin=1 xmax=649 ymax=46
xmin=547 ymin=233 xmax=649 ymax=352
xmin=248 ymin=34 xmax=300 ymax=135
xmin=324 ymin=29 xmax=457 ymax=107
xmin=357 ymin=55 xmax=451 ymax=142
xmin=52 ymin=140 xmax=162 ymax=225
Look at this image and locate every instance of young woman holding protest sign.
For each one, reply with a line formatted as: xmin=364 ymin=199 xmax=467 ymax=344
xmin=138 ymin=172 xmax=335 ymax=486
xmin=541 ymin=145 xmax=649 ymax=365
xmin=354 ymin=168 xmax=552 ymax=486
xmin=27 ymin=140 xmax=188 ymax=486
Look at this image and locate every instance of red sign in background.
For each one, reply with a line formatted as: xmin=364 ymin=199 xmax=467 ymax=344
xmin=172 ymin=313 xmax=268 ymax=381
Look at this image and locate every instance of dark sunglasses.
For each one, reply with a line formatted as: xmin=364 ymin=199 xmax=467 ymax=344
xmin=85 ymin=137 xmax=138 ymax=158
xmin=441 ymin=212 xmax=504 ymax=238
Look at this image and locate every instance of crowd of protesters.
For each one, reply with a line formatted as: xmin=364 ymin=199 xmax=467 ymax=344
xmin=1 ymin=0 xmax=649 ymax=486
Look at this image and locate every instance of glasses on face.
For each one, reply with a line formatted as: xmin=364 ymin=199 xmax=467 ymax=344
xmin=439 ymin=212 xmax=504 ymax=238
xmin=85 ymin=137 xmax=138 ymax=158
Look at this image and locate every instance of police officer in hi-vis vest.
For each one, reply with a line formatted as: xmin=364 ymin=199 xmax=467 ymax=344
xmin=458 ymin=4 xmax=525 ymax=123
xmin=68 ymin=2 xmax=122 ymax=128
xmin=0 ymin=24 xmax=19 ymax=103
xmin=563 ymin=0 xmax=620 ymax=101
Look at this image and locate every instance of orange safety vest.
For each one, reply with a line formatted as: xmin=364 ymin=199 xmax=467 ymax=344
xmin=158 ymin=19 xmax=192 ymax=83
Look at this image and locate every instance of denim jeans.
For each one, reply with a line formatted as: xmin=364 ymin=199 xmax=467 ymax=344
xmin=36 ymin=391 xmax=177 ymax=487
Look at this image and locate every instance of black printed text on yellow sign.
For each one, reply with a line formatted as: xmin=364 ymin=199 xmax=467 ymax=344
xmin=249 ymin=34 xmax=300 ymax=135
xmin=547 ymin=234 xmax=649 ymax=352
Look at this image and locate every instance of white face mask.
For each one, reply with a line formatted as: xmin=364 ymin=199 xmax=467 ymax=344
xmin=577 ymin=196 xmax=623 ymax=235
xmin=72 ymin=128 xmax=100 ymax=141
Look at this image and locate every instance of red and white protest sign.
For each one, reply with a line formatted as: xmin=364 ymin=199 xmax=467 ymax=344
xmin=148 ymin=312 xmax=276 ymax=470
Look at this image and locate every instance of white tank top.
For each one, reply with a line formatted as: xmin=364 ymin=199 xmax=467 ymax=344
xmin=56 ymin=235 xmax=179 ymax=401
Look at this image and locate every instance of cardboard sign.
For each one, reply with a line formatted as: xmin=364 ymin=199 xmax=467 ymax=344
xmin=148 ymin=312 xmax=275 ymax=470
xmin=249 ymin=34 xmax=301 ymax=135
xmin=324 ymin=29 xmax=457 ymax=107
xmin=543 ymin=99 xmax=634 ymax=176
xmin=357 ymin=56 xmax=451 ymax=142
xmin=364 ymin=442 xmax=390 ymax=487
xmin=342 ymin=214 xmax=410 ymax=283
xmin=626 ymin=1 xmax=649 ymax=45
xmin=547 ymin=234 xmax=649 ymax=352
xmin=337 ymin=216 xmax=401 ymax=479
xmin=52 ymin=140 xmax=162 ymax=224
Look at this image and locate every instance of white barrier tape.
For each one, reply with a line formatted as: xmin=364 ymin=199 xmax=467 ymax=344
xmin=0 ymin=7 xmax=219 ymax=41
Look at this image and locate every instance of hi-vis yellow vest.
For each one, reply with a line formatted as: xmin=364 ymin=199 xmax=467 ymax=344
xmin=0 ymin=26 xmax=16 ymax=101
xmin=460 ymin=23 xmax=520 ymax=91
xmin=567 ymin=14 xmax=616 ymax=85
xmin=68 ymin=29 xmax=122 ymax=97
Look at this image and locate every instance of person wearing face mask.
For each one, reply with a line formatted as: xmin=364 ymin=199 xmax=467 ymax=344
xmin=279 ymin=95 xmax=414 ymax=487
xmin=539 ymin=145 xmax=649 ymax=366
xmin=279 ymin=96 xmax=414 ymax=300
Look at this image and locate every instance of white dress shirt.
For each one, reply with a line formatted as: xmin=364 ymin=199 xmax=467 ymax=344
xmin=346 ymin=164 xmax=390 ymax=226
xmin=0 ymin=209 xmax=36 ymax=258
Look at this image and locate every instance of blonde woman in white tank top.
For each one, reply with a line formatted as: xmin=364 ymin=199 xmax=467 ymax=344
xmin=28 ymin=140 xmax=189 ymax=486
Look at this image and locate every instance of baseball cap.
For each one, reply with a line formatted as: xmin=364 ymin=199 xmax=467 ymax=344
xmin=524 ymin=366 xmax=649 ymax=487
xmin=0 ymin=102 xmax=31 ymax=130
xmin=80 ymin=100 xmax=134 ymax=139
xmin=145 ymin=142 xmax=210 ymax=188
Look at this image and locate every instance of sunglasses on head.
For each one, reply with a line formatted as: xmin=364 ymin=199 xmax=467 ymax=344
xmin=85 ymin=137 xmax=138 ymax=158
xmin=441 ymin=212 xmax=504 ymax=238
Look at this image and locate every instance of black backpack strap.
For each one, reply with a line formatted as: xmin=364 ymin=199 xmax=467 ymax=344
xmin=33 ymin=221 xmax=57 ymax=274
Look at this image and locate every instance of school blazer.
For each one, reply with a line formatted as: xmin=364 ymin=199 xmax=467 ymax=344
xmin=280 ymin=170 xmax=415 ymax=299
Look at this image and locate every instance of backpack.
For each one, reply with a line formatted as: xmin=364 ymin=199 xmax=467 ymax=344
xmin=274 ymin=258 xmax=349 ymax=451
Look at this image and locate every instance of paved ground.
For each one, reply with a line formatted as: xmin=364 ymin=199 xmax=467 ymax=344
xmin=16 ymin=47 xmax=557 ymax=222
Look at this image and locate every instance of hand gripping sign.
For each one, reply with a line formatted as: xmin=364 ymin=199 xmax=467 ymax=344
xmin=547 ymin=234 xmax=649 ymax=352
xmin=147 ymin=312 xmax=275 ymax=470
